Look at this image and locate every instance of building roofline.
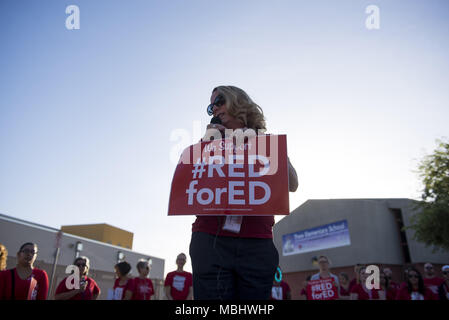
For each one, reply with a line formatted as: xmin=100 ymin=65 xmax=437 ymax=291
xmin=0 ymin=212 xmax=163 ymax=261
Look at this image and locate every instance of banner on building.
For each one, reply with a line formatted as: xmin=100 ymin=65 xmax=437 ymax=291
xmin=168 ymin=134 xmax=289 ymax=216
xmin=282 ymin=220 xmax=351 ymax=256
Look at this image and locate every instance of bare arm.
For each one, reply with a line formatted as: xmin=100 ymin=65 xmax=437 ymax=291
xmin=54 ymin=288 xmax=83 ymax=300
xmin=165 ymin=286 xmax=173 ymax=300
xmin=123 ymin=289 xmax=133 ymax=300
xmin=288 ymin=157 xmax=298 ymax=192
xmin=187 ymin=286 xmax=193 ymax=300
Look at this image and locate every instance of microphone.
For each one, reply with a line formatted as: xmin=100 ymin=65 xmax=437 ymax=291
xmin=210 ymin=116 xmax=222 ymax=125
xmin=206 ymin=116 xmax=223 ymax=140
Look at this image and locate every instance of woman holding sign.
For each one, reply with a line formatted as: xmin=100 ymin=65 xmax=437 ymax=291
xmin=189 ymin=86 xmax=298 ymax=300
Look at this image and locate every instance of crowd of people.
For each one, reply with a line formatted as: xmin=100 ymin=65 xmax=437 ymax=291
xmin=0 ymin=242 xmax=196 ymax=300
xmin=287 ymin=255 xmax=449 ymax=301
xmin=0 ymin=243 xmax=448 ymax=301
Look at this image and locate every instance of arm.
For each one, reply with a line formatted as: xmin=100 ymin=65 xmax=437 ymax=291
xmin=54 ymin=280 xmax=88 ymax=300
xmin=165 ymin=286 xmax=173 ymax=300
xmin=288 ymin=157 xmax=298 ymax=192
xmin=38 ymin=271 xmax=49 ymax=300
xmin=123 ymin=289 xmax=133 ymax=300
xmin=54 ymin=289 xmax=83 ymax=300
xmin=187 ymin=286 xmax=193 ymax=300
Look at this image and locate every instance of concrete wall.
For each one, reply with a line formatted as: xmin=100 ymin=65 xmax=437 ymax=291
xmin=0 ymin=214 xmax=165 ymax=299
xmin=274 ymin=199 xmax=405 ymax=273
xmin=386 ymin=199 xmax=449 ymax=264
xmin=274 ymin=199 xmax=449 ymax=274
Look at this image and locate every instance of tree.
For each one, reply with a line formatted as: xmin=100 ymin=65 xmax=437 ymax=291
xmin=410 ymin=139 xmax=449 ymax=252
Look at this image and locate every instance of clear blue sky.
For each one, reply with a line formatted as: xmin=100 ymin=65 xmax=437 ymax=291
xmin=1 ymin=0 xmax=448 ymax=276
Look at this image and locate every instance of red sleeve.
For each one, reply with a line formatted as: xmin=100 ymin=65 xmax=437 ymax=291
xmin=36 ymin=270 xmax=49 ymax=300
xmin=349 ymin=284 xmax=359 ymax=295
xmin=126 ymin=278 xmax=135 ymax=293
xmin=55 ymin=277 xmax=69 ymax=295
xmin=164 ymin=272 xmax=172 ymax=287
xmin=91 ymin=278 xmax=100 ymax=296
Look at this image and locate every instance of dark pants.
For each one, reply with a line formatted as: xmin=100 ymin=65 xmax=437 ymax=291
xmin=189 ymin=231 xmax=279 ymax=300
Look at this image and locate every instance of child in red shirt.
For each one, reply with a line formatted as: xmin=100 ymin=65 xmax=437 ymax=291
xmin=112 ymin=261 xmax=134 ymax=300
xmin=164 ymin=253 xmax=193 ymax=300
xmin=132 ymin=259 xmax=154 ymax=300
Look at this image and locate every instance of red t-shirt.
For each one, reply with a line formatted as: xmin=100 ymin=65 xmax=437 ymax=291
xmin=113 ymin=278 xmax=135 ymax=300
xmin=164 ymin=271 xmax=192 ymax=300
xmin=424 ymin=277 xmax=444 ymax=296
xmin=55 ymin=276 xmax=100 ymax=300
xmin=270 ymin=281 xmax=291 ymax=300
xmin=0 ymin=268 xmax=49 ymax=300
xmin=348 ymin=278 xmax=358 ymax=292
xmin=349 ymin=283 xmax=380 ymax=300
xmin=192 ymin=215 xmax=274 ymax=238
xmin=339 ymin=285 xmax=351 ymax=297
xmin=132 ymin=277 xmax=154 ymax=300
xmin=385 ymin=286 xmax=398 ymax=300
xmin=396 ymin=285 xmax=437 ymax=300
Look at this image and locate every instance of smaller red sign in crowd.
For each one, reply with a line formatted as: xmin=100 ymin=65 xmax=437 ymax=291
xmin=307 ymin=278 xmax=339 ymax=300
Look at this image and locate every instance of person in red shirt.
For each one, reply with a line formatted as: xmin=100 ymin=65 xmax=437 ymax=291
xmin=299 ymin=275 xmax=311 ymax=300
xmin=338 ymin=272 xmax=351 ymax=300
xmin=112 ymin=261 xmax=134 ymax=300
xmin=0 ymin=242 xmax=49 ymax=300
xmin=132 ymin=259 xmax=154 ymax=300
xmin=350 ymin=266 xmax=385 ymax=300
xmin=270 ymin=267 xmax=291 ymax=300
xmin=54 ymin=256 xmax=100 ymax=300
xmin=189 ymin=86 xmax=299 ymax=300
xmin=423 ymin=262 xmax=443 ymax=298
xmin=438 ymin=265 xmax=449 ymax=300
xmin=380 ymin=268 xmax=397 ymax=300
xmin=396 ymin=267 xmax=437 ymax=300
xmin=383 ymin=267 xmax=399 ymax=291
xmin=348 ymin=263 xmax=364 ymax=292
xmin=164 ymin=253 xmax=193 ymax=300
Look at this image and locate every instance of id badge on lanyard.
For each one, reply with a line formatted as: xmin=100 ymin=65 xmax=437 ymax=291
xmin=222 ymin=216 xmax=243 ymax=233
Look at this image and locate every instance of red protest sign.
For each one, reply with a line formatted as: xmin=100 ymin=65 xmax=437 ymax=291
xmin=307 ymin=278 xmax=339 ymax=300
xmin=168 ymin=134 xmax=289 ymax=216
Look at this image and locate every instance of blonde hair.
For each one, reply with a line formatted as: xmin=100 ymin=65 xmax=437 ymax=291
xmin=74 ymin=256 xmax=90 ymax=275
xmin=212 ymin=86 xmax=266 ymax=131
xmin=0 ymin=244 xmax=7 ymax=271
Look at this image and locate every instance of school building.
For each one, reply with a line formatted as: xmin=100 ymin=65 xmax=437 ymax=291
xmin=273 ymin=198 xmax=449 ymax=299
xmin=0 ymin=213 xmax=165 ymax=299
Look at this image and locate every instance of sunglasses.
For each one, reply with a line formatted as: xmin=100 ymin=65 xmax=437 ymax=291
xmin=21 ymin=249 xmax=37 ymax=255
xmin=207 ymin=95 xmax=226 ymax=116
xmin=76 ymin=263 xmax=86 ymax=267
